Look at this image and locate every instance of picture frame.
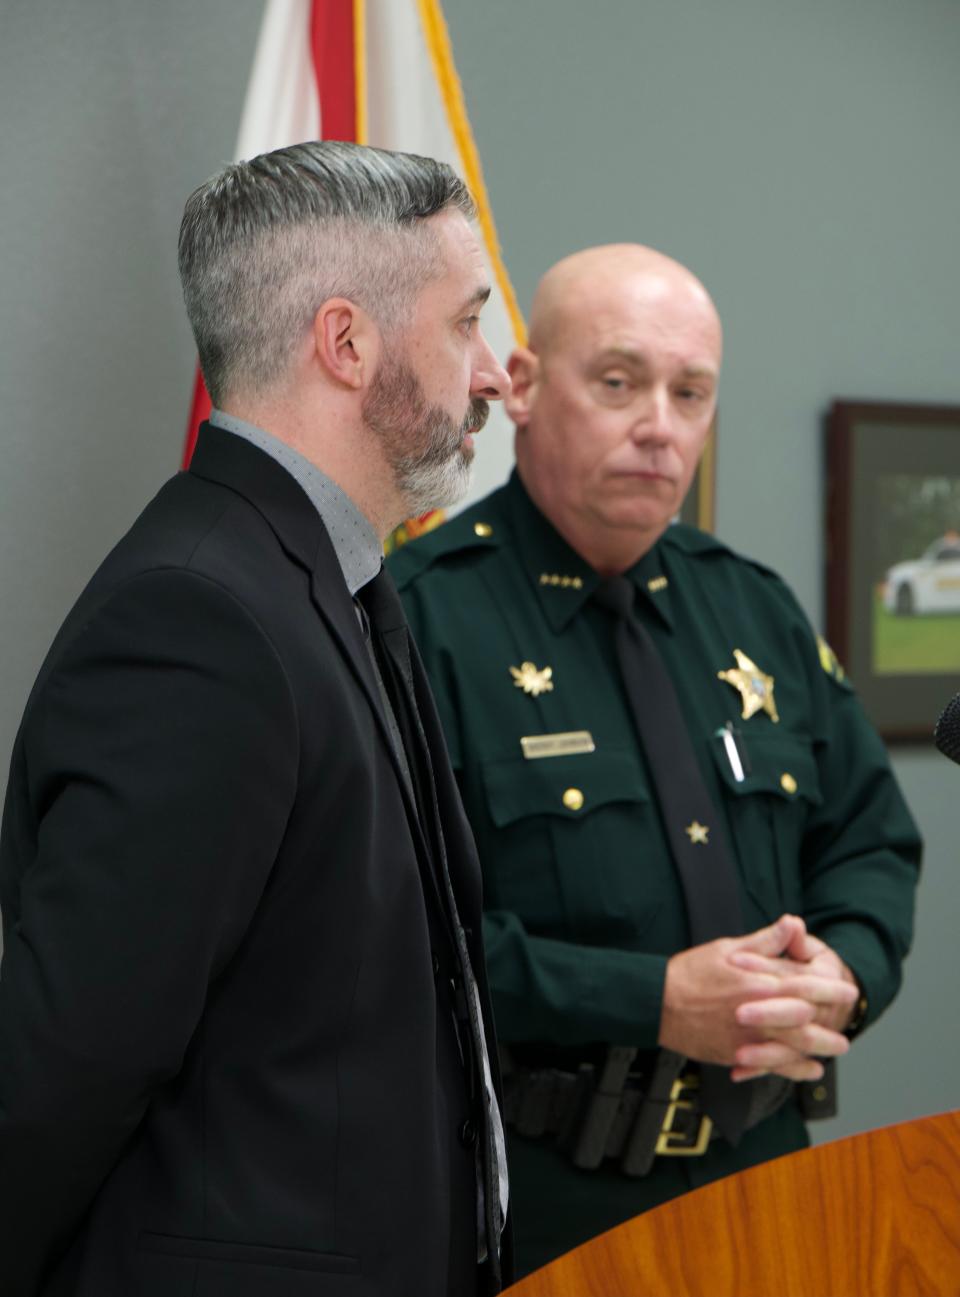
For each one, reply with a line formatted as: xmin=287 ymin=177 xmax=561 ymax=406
xmin=678 ymin=418 xmax=716 ymax=531
xmin=825 ymin=400 xmax=960 ymax=741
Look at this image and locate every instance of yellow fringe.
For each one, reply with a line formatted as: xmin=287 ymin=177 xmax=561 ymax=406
xmin=414 ymin=0 xmax=526 ymax=346
xmin=353 ymin=0 xmax=368 ymax=145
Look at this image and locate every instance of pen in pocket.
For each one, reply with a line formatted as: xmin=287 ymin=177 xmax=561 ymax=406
xmin=718 ymin=721 xmax=746 ymax=782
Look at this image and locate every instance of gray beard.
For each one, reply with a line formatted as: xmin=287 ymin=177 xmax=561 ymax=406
xmin=362 ymin=355 xmax=488 ymax=517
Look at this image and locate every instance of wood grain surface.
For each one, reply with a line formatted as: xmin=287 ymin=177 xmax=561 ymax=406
xmin=504 ymin=1110 xmax=960 ymax=1296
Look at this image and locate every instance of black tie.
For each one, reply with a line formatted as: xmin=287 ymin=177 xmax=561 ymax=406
xmin=358 ymin=567 xmax=433 ymax=832
xmin=594 ymin=575 xmax=751 ymax=1143
xmin=358 ymin=565 xmax=506 ymax=1271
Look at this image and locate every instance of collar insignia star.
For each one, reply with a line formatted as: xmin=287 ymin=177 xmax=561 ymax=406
xmin=717 ymin=649 xmax=779 ymax=722
xmin=685 ymin=820 xmax=710 ymax=845
xmin=510 ymin=661 xmax=554 ymax=697
xmin=539 ymin=572 xmax=584 ymax=589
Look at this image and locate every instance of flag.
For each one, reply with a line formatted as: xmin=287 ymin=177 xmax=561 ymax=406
xmin=182 ymin=0 xmax=522 ymax=527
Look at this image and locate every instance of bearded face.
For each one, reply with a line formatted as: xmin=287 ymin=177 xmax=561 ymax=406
xmin=362 ymin=349 xmax=489 ymax=517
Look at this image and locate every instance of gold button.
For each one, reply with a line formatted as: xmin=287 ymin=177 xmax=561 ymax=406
xmin=562 ymin=788 xmax=584 ymax=812
xmin=780 ymin=772 xmax=797 ymax=794
xmin=813 ymin=1085 xmax=827 ymax=1102
xmin=474 ymin=522 xmax=493 ymax=537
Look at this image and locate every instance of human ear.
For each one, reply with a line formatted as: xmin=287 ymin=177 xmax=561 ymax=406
xmin=504 ymin=347 xmax=540 ymax=427
xmin=313 ymin=299 xmax=377 ymax=390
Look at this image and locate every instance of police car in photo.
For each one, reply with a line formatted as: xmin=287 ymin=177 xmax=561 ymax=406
xmin=883 ymin=532 xmax=960 ymax=615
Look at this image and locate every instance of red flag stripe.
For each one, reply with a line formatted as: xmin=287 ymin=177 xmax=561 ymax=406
xmin=184 ymin=0 xmax=359 ymax=468
xmin=311 ymin=0 xmax=357 ymax=143
xmin=182 ymin=367 xmax=212 ymax=469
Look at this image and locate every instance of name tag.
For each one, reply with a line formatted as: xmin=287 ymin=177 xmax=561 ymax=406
xmin=520 ymin=730 xmax=596 ymax=760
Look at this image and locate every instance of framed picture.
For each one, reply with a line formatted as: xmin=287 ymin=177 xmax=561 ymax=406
xmin=678 ymin=418 xmax=716 ymax=531
xmin=825 ymin=400 xmax=960 ymax=740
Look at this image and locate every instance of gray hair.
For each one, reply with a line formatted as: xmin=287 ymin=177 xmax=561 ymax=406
xmin=178 ymin=140 xmax=476 ymax=405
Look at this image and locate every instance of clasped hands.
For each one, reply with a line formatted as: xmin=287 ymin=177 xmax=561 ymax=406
xmin=658 ymin=915 xmax=860 ymax=1083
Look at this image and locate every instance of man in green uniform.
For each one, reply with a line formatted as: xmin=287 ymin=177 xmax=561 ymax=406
xmin=388 ymin=245 xmax=921 ymax=1276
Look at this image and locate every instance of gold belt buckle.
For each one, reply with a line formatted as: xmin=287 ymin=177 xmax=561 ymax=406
xmin=655 ymin=1073 xmax=713 ymax=1157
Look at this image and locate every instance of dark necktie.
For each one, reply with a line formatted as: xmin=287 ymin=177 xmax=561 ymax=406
xmin=594 ymin=575 xmax=751 ymax=1143
xmin=358 ymin=565 xmax=507 ymax=1271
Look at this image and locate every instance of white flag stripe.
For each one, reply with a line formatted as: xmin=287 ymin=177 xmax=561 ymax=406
xmin=228 ymin=0 xmax=518 ymax=510
xmin=235 ymin=0 xmax=320 ymax=161
xmin=365 ymin=0 xmax=519 ymax=509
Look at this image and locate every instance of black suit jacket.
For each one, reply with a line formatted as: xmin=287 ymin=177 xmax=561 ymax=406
xmin=0 ymin=426 xmax=505 ymax=1296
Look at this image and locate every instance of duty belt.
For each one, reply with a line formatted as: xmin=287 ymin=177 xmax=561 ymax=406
xmin=501 ymin=1045 xmax=795 ymax=1177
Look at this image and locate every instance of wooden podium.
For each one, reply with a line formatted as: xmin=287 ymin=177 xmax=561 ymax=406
xmin=504 ymin=1110 xmax=960 ymax=1296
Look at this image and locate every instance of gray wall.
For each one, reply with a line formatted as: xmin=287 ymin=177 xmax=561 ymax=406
xmin=1 ymin=0 xmax=957 ymax=1144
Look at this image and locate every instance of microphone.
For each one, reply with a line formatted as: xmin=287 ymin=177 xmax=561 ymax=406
xmin=934 ymin=694 xmax=960 ymax=765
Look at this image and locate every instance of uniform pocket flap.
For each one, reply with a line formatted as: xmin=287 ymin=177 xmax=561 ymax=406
xmin=481 ymin=749 xmax=649 ymax=827
xmin=711 ymin=729 xmax=822 ymax=805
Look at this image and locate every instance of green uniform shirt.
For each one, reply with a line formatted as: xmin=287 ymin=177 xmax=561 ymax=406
xmin=390 ymin=471 xmax=921 ymax=1054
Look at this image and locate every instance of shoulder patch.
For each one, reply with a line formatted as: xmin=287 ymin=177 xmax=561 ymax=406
xmin=386 ymin=495 xmax=505 ymax=591
xmin=816 ymin=635 xmax=852 ymax=689
xmin=384 ymin=509 xmax=445 ymax=556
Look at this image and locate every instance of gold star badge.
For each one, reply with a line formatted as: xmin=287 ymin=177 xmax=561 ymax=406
xmin=717 ymin=649 xmax=779 ymax=723
xmin=510 ymin=661 xmax=554 ymax=697
xmin=685 ymin=820 xmax=710 ymax=844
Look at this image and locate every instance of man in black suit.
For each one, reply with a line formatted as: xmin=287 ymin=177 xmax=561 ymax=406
xmin=0 ymin=141 xmax=511 ymax=1297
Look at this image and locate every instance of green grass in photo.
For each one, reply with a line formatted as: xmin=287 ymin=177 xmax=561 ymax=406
xmin=873 ymin=590 xmax=960 ymax=674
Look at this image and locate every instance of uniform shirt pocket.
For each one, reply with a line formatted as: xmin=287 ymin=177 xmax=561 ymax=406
xmin=480 ymin=749 xmax=677 ymax=947
xmin=710 ymin=730 xmax=823 ymax=920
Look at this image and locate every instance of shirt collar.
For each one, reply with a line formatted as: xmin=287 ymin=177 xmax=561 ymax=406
xmin=209 ymin=409 xmax=382 ymax=596
xmin=504 ymin=471 xmax=675 ymax=632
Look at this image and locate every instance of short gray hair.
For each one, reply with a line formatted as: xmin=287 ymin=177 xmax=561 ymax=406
xmin=178 ymin=140 xmax=476 ymax=405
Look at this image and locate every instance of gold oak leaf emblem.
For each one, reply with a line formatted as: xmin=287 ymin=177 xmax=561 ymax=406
xmin=717 ymin=649 xmax=779 ymax=723
xmin=510 ymin=661 xmax=554 ymax=697
xmin=685 ymin=820 xmax=710 ymax=845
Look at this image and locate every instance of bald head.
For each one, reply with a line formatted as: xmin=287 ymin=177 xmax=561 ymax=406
xmin=528 ymin=244 xmax=721 ymax=359
xmin=505 ymin=243 xmax=722 ymax=575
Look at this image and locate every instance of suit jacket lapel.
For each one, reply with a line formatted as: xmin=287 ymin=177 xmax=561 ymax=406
xmin=408 ymin=635 xmax=483 ymax=921
xmin=188 ymin=425 xmax=394 ymax=757
xmin=308 ymin=556 xmax=456 ymax=934
xmin=188 ymin=424 xmax=451 ymax=923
